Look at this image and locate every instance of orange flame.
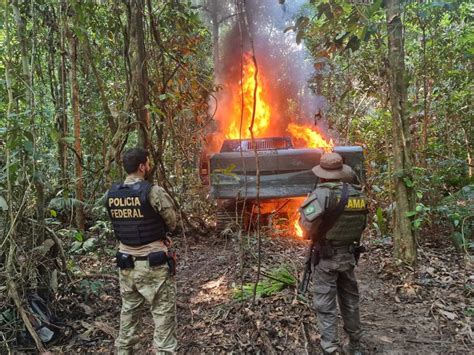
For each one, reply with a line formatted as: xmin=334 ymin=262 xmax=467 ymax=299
xmin=225 ymin=54 xmax=272 ymax=139
xmin=273 ymin=212 xmax=304 ymax=239
xmin=293 ymin=215 xmax=303 ymax=238
xmin=288 ymin=123 xmax=334 ymax=152
xmin=212 ymin=52 xmax=335 ymax=238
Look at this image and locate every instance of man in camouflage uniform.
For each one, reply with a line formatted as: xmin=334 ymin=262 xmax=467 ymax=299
xmin=299 ymin=152 xmax=368 ymax=355
xmin=106 ymin=148 xmax=177 ymax=354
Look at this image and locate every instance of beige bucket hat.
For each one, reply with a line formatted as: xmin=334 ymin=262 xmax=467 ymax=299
xmin=312 ymin=152 xmax=354 ymax=180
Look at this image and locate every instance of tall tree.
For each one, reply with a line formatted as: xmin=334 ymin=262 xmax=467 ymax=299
xmin=13 ymin=0 xmax=46 ymax=247
xmin=201 ymin=0 xmax=237 ymax=73
xmin=129 ymin=0 xmax=150 ymax=150
xmin=67 ymin=15 xmax=85 ymax=231
xmin=58 ymin=1 xmax=69 ymax=183
xmin=206 ymin=0 xmax=221 ymax=69
xmin=386 ymin=0 xmax=416 ymax=264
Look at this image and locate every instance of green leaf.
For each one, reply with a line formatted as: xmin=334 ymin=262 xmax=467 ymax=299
xmin=376 ymin=207 xmax=385 ymax=231
xmin=23 ymin=140 xmax=34 ymax=154
xmin=413 ymin=218 xmax=422 ymax=230
xmin=82 ymin=238 xmax=97 ymax=252
xmin=49 ymin=128 xmax=59 ymax=142
xmin=70 ymin=240 xmax=83 ymax=253
xmin=403 ymin=177 xmax=414 ymax=188
xmin=74 ymin=231 xmax=84 ymax=242
xmin=405 ymin=211 xmax=417 ymax=218
xmin=50 ymin=209 xmax=57 ymax=218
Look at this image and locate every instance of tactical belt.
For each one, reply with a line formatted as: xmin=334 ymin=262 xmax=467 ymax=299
xmin=116 ymin=251 xmax=176 ymax=275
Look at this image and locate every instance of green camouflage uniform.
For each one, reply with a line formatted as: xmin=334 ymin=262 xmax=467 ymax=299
xmin=113 ymin=175 xmax=177 ymax=355
xmin=300 ymin=182 xmax=367 ymax=354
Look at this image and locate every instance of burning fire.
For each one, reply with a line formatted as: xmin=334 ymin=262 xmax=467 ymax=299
xmin=293 ymin=214 xmax=303 ymax=238
xmin=269 ymin=198 xmax=305 ymax=239
xmin=288 ymin=123 xmax=334 ymax=152
xmin=273 ymin=212 xmax=304 ymax=239
xmin=225 ymin=54 xmax=272 ymax=139
xmin=221 ymin=53 xmax=333 ymax=152
xmin=214 ymin=52 xmax=334 ymax=237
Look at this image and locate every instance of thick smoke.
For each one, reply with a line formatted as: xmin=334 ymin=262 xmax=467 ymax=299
xmin=214 ymin=0 xmax=324 ymax=131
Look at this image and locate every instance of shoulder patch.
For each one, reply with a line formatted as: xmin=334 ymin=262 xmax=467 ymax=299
xmin=304 ymin=204 xmax=316 ymax=216
xmin=300 ymin=195 xmax=324 ymax=222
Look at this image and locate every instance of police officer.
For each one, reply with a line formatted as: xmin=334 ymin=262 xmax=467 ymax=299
xmin=106 ymin=148 xmax=177 ymax=354
xmin=299 ymin=152 xmax=368 ymax=355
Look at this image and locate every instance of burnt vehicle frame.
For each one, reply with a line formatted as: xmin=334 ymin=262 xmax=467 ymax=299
xmin=201 ymin=136 xmax=364 ymax=232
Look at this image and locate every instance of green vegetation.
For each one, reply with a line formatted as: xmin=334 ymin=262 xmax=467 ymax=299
xmin=233 ymin=266 xmax=297 ymax=300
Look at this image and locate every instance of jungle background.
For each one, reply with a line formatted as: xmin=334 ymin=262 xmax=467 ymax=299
xmin=0 ymin=0 xmax=472 ymax=353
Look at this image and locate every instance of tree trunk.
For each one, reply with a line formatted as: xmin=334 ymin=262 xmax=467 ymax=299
xmin=13 ymin=0 xmax=46 ymax=248
xmin=462 ymin=127 xmax=473 ymax=178
xmin=68 ymin=27 xmax=86 ymax=231
xmin=58 ymin=1 xmax=69 ymax=184
xmin=386 ymin=0 xmax=416 ymax=264
xmin=129 ymin=0 xmax=150 ymax=150
xmin=83 ymin=34 xmax=117 ymax=135
xmin=12 ymin=0 xmax=32 ymax=105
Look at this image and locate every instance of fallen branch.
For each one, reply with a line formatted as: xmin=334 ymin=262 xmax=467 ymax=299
xmin=6 ymin=241 xmax=45 ymax=353
xmin=8 ymin=279 xmax=46 ymax=352
xmin=301 ymin=322 xmax=309 ymax=355
xmin=44 ymin=225 xmax=73 ymax=283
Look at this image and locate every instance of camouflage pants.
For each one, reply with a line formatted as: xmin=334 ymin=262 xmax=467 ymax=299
xmin=312 ymin=251 xmax=362 ymax=353
xmin=115 ymin=260 xmax=177 ymax=355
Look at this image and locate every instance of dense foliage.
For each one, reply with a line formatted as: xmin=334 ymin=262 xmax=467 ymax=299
xmin=292 ymin=0 xmax=473 ymax=246
xmin=1 ymin=0 xmax=214 ymax=349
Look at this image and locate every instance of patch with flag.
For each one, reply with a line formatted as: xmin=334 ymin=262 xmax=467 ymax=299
xmin=304 ymin=205 xmax=316 ymax=216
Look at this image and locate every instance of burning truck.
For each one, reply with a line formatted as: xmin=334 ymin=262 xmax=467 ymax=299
xmin=201 ymin=54 xmax=364 ymax=236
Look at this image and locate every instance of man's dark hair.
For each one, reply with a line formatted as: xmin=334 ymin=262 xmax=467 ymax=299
xmin=122 ymin=148 xmax=148 ymax=174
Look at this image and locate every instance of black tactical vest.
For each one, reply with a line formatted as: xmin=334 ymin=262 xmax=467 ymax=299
xmin=320 ymin=183 xmax=368 ymax=246
xmin=106 ymin=181 xmax=167 ymax=246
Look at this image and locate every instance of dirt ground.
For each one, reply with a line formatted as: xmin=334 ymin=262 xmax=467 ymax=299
xmin=46 ymin=229 xmax=472 ymax=354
